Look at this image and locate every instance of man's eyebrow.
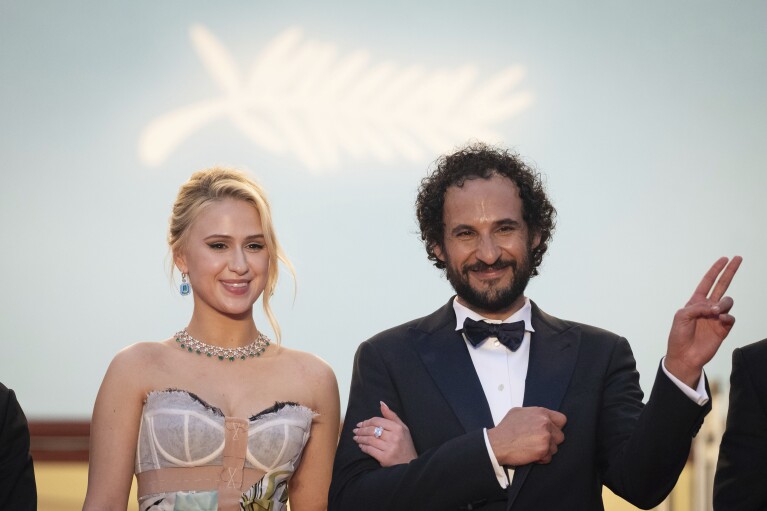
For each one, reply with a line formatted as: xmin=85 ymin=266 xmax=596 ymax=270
xmin=449 ymin=219 xmax=521 ymax=234
xmin=495 ymin=219 xmax=522 ymax=227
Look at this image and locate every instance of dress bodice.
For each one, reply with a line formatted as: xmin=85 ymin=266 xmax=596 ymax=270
xmin=135 ymin=389 xmax=314 ymax=511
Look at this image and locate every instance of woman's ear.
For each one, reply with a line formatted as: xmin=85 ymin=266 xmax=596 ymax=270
xmin=173 ymin=251 xmax=188 ymax=275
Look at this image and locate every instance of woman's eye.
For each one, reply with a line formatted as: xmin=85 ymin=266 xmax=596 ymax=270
xmin=208 ymin=242 xmax=226 ymax=249
xmin=247 ymin=243 xmax=264 ymax=250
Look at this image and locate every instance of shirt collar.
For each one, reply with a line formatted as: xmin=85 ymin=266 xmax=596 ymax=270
xmin=452 ymin=296 xmax=535 ymax=333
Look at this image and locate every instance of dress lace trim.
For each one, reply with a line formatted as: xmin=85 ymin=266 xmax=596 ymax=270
xmin=147 ymin=388 xmax=303 ymax=421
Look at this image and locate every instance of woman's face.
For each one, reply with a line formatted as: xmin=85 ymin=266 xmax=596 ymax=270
xmin=175 ymin=198 xmax=270 ymax=319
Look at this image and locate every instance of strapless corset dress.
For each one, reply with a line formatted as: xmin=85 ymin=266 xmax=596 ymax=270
xmin=135 ymin=390 xmax=314 ymax=511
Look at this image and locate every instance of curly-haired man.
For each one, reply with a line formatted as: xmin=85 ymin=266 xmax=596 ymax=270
xmin=331 ymin=142 xmax=741 ymax=511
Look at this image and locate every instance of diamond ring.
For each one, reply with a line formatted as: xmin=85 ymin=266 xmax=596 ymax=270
xmin=374 ymin=426 xmax=383 ymax=439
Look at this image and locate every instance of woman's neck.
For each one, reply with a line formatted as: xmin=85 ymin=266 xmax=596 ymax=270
xmin=185 ymin=309 xmax=260 ymax=348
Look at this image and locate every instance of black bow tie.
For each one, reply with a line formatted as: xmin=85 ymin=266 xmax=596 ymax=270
xmin=462 ymin=317 xmax=526 ymax=351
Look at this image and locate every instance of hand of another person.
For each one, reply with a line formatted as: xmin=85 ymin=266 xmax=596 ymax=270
xmin=487 ymin=406 xmax=566 ymax=466
xmin=665 ymin=256 xmax=742 ymax=388
xmin=353 ymin=401 xmax=417 ymax=467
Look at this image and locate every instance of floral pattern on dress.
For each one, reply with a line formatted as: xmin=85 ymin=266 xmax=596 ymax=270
xmin=141 ymin=491 xmax=218 ymax=511
xmin=241 ymin=470 xmax=291 ymax=511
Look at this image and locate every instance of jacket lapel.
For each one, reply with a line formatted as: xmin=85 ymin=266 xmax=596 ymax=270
xmin=413 ymin=299 xmax=495 ymax=433
xmin=523 ymin=304 xmax=580 ymax=410
xmin=507 ymin=302 xmax=581 ymax=509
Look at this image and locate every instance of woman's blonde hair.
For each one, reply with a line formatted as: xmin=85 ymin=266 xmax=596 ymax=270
xmin=168 ymin=167 xmax=295 ymax=341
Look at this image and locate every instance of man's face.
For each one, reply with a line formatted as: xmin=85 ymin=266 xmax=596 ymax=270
xmin=434 ymin=174 xmax=539 ymax=319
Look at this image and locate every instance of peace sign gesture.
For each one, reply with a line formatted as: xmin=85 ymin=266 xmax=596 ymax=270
xmin=665 ymin=256 xmax=742 ymax=388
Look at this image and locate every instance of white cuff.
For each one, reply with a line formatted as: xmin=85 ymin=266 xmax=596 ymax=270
xmin=661 ymin=357 xmax=709 ymax=406
xmin=483 ymin=428 xmax=513 ymax=488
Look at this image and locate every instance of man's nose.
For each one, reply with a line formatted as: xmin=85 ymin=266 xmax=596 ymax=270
xmin=475 ymin=234 xmax=501 ymax=264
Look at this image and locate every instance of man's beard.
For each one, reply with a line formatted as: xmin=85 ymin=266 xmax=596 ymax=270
xmin=444 ymin=248 xmax=534 ymax=313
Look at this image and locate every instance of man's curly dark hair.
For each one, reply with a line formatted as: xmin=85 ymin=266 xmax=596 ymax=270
xmin=415 ymin=142 xmax=556 ymax=276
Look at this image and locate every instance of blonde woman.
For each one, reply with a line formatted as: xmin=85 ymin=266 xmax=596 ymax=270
xmin=84 ymin=168 xmax=340 ymax=511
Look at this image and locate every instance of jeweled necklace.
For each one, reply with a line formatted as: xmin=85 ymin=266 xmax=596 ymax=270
xmin=174 ymin=329 xmax=270 ymax=361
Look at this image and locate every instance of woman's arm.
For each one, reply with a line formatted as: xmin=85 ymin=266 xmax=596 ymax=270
xmin=287 ymin=356 xmax=340 ymax=511
xmin=82 ymin=345 xmax=149 ymax=511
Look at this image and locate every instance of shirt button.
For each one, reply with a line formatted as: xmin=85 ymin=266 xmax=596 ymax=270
xmin=494 ymin=340 xmax=501 ymax=347
xmin=498 ymin=384 xmax=505 ymax=391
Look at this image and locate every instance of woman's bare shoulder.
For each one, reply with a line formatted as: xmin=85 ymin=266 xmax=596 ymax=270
xmin=102 ymin=339 xmax=176 ymax=384
xmin=92 ymin=342 xmax=173 ymax=415
xmin=277 ymin=346 xmax=336 ymax=379
xmin=277 ymin=346 xmax=339 ymax=410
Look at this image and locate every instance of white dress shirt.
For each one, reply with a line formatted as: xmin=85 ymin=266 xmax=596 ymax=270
xmin=453 ymin=298 xmax=533 ymax=487
xmin=452 ymin=297 xmax=709 ymax=489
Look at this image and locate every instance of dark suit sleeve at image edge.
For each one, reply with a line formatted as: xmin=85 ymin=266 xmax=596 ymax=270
xmin=713 ymin=345 xmax=767 ymax=510
xmin=0 ymin=384 xmax=37 ymax=510
xmin=329 ymin=339 xmax=503 ymax=511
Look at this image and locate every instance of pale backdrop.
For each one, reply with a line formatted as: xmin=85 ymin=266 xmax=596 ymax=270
xmin=1 ymin=1 xmax=765 ymax=419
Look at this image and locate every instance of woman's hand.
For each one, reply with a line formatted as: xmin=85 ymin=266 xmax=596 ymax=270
xmin=353 ymin=401 xmax=417 ymax=467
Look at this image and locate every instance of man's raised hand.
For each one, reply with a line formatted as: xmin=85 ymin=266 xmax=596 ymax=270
xmin=665 ymin=256 xmax=742 ymax=388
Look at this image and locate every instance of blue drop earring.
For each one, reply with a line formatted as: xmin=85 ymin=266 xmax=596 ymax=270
xmin=180 ymin=273 xmax=191 ymax=296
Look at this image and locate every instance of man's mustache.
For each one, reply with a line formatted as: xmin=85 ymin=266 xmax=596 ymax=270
xmin=463 ymin=259 xmax=517 ymax=274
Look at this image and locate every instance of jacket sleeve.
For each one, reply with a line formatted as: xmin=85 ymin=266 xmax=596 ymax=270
xmin=0 ymin=384 xmax=37 ymax=511
xmin=713 ymin=346 xmax=767 ymax=510
xmin=329 ymin=340 xmax=504 ymax=511
xmin=598 ymin=339 xmax=710 ymax=510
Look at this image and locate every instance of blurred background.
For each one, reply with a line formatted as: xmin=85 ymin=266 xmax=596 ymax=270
xmin=1 ymin=1 xmax=765 ymax=509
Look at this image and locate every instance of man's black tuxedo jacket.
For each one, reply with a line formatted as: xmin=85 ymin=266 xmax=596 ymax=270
xmin=329 ymin=300 xmax=709 ymax=511
xmin=714 ymin=338 xmax=767 ymax=511
xmin=0 ymin=383 xmax=37 ymax=510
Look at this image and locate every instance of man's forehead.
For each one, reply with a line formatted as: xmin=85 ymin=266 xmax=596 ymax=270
xmin=443 ymin=175 xmax=522 ymax=216
xmin=448 ymin=173 xmax=518 ymax=193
